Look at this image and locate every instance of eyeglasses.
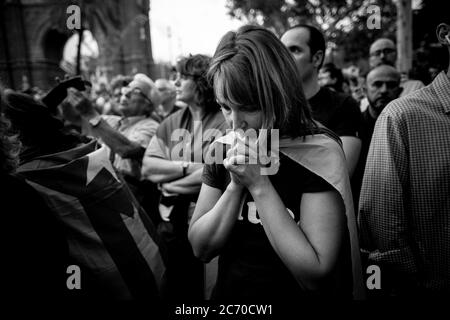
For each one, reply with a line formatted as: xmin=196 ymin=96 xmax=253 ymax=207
xmin=370 ymin=48 xmax=396 ymax=57
xmin=121 ymin=87 xmax=153 ymax=106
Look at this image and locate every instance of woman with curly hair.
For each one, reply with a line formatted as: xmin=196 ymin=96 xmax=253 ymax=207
xmin=142 ymin=54 xmax=228 ymax=300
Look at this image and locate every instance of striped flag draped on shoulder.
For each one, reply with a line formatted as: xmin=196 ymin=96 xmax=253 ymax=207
xmin=17 ymin=141 xmax=167 ymax=300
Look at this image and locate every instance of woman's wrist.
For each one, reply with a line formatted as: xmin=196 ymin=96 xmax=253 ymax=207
xmin=227 ymin=180 xmax=244 ymax=193
xmin=248 ymin=176 xmax=271 ymax=197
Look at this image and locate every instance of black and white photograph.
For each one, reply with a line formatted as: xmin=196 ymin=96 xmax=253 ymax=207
xmin=1 ymin=0 xmax=449 ymax=317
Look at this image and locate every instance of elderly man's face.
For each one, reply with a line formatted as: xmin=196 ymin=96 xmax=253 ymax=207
xmin=119 ymin=87 xmax=151 ymax=117
xmin=366 ymin=66 xmax=401 ymax=115
xmin=369 ymin=39 xmax=397 ymax=69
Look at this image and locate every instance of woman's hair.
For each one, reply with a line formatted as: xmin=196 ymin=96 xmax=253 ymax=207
xmin=176 ymin=54 xmax=219 ymax=113
xmin=207 ymin=25 xmax=315 ymax=138
xmin=0 ymin=88 xmax=21 ymax=174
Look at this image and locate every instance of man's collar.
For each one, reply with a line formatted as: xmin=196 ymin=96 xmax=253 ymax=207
xmin=120 ymin=115 xmax=146 ymax=125
xmin=431 ymin=71 xmax=450 ymax=114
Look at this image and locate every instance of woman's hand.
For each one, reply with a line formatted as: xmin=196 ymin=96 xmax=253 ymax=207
xmin=223 ymin=144 xmax=269 ymax=193
xmin=160 ymin=182 xmax=177 ymax=195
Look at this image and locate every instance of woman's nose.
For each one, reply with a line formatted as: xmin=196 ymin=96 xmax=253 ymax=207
xmin=231 ymin=112 xmax=247 ymax=130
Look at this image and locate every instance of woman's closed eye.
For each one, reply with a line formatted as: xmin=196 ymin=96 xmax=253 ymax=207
xmin=217 ymin=100 xmax=231 ymax=112
xmin=221 ymin=105 xmax=231 ymax=112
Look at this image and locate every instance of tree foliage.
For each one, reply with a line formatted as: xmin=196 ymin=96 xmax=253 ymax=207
xmin=225 ymin=0 xmax=397 ymax=63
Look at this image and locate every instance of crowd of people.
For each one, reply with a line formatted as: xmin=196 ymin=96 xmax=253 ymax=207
xmin=1 ymin=18 xmax=449 ymax=305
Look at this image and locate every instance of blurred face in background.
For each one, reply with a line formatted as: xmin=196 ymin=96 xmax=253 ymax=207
xmin=318 ymin=70 xmax=336 ymax=87
xmin=155 ymin=79 xmax=176 ymax=104
xmin=112 ymin=87 xmax=122 ymax=103
xmin=349 ymin=76 xmax=365 ymax=102
xmin=369 ymin=38 xmax=397 ymax=69
xmin=365 ymin=65 xmax=402 ymax=116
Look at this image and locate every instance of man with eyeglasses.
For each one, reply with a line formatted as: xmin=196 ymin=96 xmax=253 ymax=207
xmin=67 ymin=73 xmax=162 ymax=208
xmin=369 ymin=38 xmax=397 ymax=69
xmin=369 ymin=38 xmax=425 ymax=96
xmin=360 ymin=38 xmax=425 ymax=112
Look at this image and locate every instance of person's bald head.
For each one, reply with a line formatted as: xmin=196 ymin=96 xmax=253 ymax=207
xmin=365 ymin=65 xmax=402 ymax=117
xmin=369 ymin=38 xmax=396 ymax=69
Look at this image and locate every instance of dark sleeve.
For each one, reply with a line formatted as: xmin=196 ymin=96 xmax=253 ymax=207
xmin=300 ymin=165 xmax=335 ymax=193
xmin=202 ymin=163 xmax=227 ymax=190
xmin=332 ymin=95 xmax=362 ymax=137
xmin=3 ymin=174 xmax=69 ymax=298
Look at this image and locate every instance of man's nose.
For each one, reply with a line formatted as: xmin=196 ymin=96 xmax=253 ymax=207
xmin=120 ymin=94 xmax=128 ymax=105
xmin=379 ymin=83 xmax=388 ymax=92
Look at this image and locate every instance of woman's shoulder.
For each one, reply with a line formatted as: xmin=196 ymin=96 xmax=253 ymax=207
xmin=277 ymin=154 xmax=335 ymax=193
xmin=202 ymin=161 xmax=229 ymax=191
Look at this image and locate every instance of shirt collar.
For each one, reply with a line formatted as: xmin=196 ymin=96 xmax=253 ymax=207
xmin=119 ymin=115 xmax=146 ymax=126
xmin=431 ymin=71 xmax=450 ymax=114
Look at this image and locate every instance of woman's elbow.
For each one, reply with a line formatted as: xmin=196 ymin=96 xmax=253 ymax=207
xmin=192 ymin=246 xmax=214 ymax=263
xmin=188 ymin=229 xmax=215 ymax=263
xmin=145 ymin=173 xmax=165 ymax=183
xmin=292 ymin=261 xmax=336 ymax=291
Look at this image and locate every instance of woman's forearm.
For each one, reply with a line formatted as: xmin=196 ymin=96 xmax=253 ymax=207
xmin=163 ymin=168 xmax=203 ymax=194
xmin=142 ymin=156 xmax=203 ymax=183
xmin=142 ymin=157 xmax=184 ymax=182
xmin=188 ymin=183 xmax=245 ymax=262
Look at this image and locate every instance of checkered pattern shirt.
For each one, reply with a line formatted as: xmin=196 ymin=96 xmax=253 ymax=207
xmin=359 ymin=71 xmax=450 ymax=293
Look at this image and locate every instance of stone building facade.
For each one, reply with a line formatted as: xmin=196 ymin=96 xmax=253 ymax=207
xmin=0 ymin=0 xmax=155 ymax=90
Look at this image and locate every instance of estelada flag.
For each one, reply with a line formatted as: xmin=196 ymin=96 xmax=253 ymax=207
xmin=279 ymin=133 xmax=365 ymax=300
xmin=17 ymin=141 xmax=167 ymax=300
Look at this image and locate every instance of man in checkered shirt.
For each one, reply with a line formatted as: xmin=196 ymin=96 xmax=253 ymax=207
xmin=359 ymin=21 xmax=450 ymax=297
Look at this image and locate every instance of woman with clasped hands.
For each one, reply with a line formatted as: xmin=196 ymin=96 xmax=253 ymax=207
xmin=188 ymin=25 xmax=364 ymax=302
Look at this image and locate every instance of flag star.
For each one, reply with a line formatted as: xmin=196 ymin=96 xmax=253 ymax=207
xmin=86 ymin=145 xmax=120 ymax=186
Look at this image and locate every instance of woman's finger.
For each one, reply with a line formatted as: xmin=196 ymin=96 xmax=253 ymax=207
xmin=230 ymin=154 xmax=247 ymax=165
